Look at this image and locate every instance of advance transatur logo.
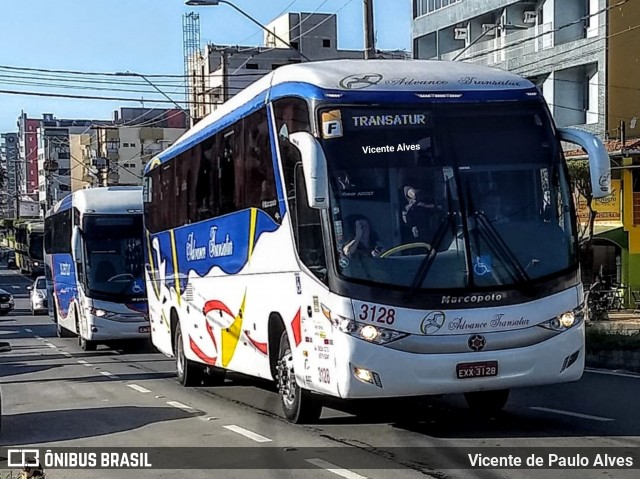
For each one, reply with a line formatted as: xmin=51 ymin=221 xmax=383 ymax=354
xmin=339 ymin=73 xmax=384 ymax=90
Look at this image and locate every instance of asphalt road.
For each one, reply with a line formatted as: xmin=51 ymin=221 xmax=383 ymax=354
xmin=0 ymin=266 xmax=639 ymax=478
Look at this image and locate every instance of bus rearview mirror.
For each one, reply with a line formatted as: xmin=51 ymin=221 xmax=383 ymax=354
xmin=289 ymin=132 xmax=329 ymax=209
xmin=71 ymin=227 xmax=83 ymax=263
xmin=558 ymin=128 xmax=611 ymax=199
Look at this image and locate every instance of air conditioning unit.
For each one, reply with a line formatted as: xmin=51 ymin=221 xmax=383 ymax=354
xmin=481 ymin=23 xmax=498 ymax=34
xmin=523 ymin=11 xmax=537 ymax=24
xmin=454 ymin=27 xmax=468 ymax=40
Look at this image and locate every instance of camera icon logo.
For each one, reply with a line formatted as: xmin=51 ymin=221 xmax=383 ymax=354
xmin=7 ymin=449 xmax=40 ymax=468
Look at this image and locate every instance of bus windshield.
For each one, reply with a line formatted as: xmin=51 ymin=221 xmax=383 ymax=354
xmin=320 ymin=103 xmax=576 ymax=291
xmin=82 ymin=215 xmax=146 ymax=300
xmin=29 ymin=233 xmax=44 ymax=261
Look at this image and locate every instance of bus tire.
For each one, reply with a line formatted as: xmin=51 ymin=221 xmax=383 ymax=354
xmin=175 ymin=322 xmax=203 ymax=387
xmin=276 ymin=331 xmax=322 ymax=424
xmin=75 ymin=310 xmax=96 ymax=351
xmin=464 ymin=389 xmax=510 ymax=415
xmin=202 ymin=366 xmax=226 ymax=387
xmin=79 ymin=336 xmax=97 ymax=352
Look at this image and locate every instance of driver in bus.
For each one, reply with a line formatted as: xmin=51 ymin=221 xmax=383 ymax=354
xmin=342 ymin=216 xmax=384 ymax=258
xmin=402 ymin=186 xmax=439 ymax=242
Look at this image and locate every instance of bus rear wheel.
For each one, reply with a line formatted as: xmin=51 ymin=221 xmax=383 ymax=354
xmin=464 ymin=389 xmax=510 ymax=415
xmin=276 ymin=331 xmax=322 ymax=424
xmin=175 ymin=322 xmax=203 ymax=387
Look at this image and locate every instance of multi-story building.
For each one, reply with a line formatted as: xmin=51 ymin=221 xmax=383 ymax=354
xmin=36 ymin=114 xmax=104 ymax=212
xmin=70 ymin=108 xmax=187 ymax=191
xmin=189 ymin=12 xmax=408 ymax=121
xmin=0 ymin=133 xmax=19 ymax=217
xmin=412 ymin=0 xmax=605 ymax=134
xmin=17 ymin=113 xmax=40 ymax=198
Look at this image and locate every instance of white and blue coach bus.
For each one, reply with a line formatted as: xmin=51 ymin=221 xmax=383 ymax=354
xmin=142 ymin=60 xmax=610 ymax=423
xmin=45 ymin=187 xmax=149 ymax=351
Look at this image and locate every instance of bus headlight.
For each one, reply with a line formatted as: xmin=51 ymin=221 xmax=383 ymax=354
xmin=540 ymin=305 xmax=585 ymax=332
xmin=90 ymin=308 xmax=115 ymax=319
xmin=338 ymin=319 xmax=408 ymax=344
xmin=33 ymin=261 xmax=39 ymax=267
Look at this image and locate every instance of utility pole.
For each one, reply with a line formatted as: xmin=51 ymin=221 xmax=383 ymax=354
xmin=363 ymin=0 xmax=376 ymax=59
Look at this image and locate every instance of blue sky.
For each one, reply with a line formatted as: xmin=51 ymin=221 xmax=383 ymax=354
xmin=0 ymin=0 xmax=411 ymax=133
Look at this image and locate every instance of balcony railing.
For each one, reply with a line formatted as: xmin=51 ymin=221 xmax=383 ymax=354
xmin=441 ymin=22 xmax=553 ymax=65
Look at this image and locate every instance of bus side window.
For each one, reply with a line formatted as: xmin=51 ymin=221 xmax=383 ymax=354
xmin=219 ymin=130 xmax=236 ymax=215
xmin=243 ymin=109 xmax=279 ymax=221
xmin=294 ymin=163 xmax=327 ymax=282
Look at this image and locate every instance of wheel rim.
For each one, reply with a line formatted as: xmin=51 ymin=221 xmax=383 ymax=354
xmin=276 ymin=351 xmax=296 ymax=408
xmin=176 ymin=332 xmax=185 ymax=376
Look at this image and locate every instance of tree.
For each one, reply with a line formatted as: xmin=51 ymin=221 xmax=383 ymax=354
xmin=566 ymin=159 xmax=597 ymax=245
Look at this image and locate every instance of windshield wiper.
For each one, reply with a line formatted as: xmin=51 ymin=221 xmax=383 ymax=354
xmin=473 ymin=211 xmax=532 ymax=288
xmin=403 ymin=212 xmax=456 ymax=303
xmin=403 ymin=178 xmax=457 ymax=303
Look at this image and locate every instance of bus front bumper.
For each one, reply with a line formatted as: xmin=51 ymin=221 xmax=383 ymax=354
xmin=334 ymin=324 xmax=585 ymax=399
xmin=85 ymin=316 xmax=150 ymax=341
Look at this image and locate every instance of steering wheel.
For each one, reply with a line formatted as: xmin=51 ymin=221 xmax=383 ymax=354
xmin=379 ymin=242 xmax=432 ymax=258
xmin=108 ymin=273 xmax=135 ymax=282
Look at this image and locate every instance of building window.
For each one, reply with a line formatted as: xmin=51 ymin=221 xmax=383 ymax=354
xmin=290 ymin=41 xmax=299 ymax=50
xmin=322 ymin=39 xmax=331 ymax=48
xmin=246 ymin=63 xmax=259 ymax=70
xmin=417 ymin=0 xmax=462 ymax=17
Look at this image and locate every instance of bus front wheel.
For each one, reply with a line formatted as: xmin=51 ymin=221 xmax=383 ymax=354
xmin=175 ymin=322 xmax=203 ymax=387
xmin=464 ymin=389 xmax=510 ymax=415
xmin=79 ymin=336 xmax=96 ymax=352
xmin=276 ymin=331 xmax=322 ymax=424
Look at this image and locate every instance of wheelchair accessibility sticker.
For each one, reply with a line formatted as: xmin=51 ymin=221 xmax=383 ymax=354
xmin=473 ymin=255 xmax=492 ymax=276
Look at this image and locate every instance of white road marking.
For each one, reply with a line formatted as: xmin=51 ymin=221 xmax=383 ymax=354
xmin=99 ymin=371 xmax=119 ymax=379
xmin=127 ymin=384 xmax=151 ymax=394
xmin=24 ymin=328 xmax=32 ymax=332
xmin=60 ymin=351 xmax=72 ymax=357
xmin=11 ymin=286 xmax=19 ymax=289
xmin=305 ymin=459 xmax=368 ymax=479
xmin=223 ymin=425 xmax=272 ymax=443
xmin=46 ymin=343 xmax=57 ymax=349
xmin=586 ymin=368 xmax=640 ymax=379
xmin=166 ymin=401 xmax=196 ymax=412
xmin=34 ymin=335 xmax=42 ymax=340
xmin=77 ymin=360 xmax=88 ymax=364
xmin=530 ymin=407 xmax=614 ymax=422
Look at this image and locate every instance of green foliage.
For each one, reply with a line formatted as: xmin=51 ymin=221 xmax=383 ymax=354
xmin=586 ymin=327 xmax=640 ymax=352
xmin=566 ymin=158 xmax=596 ymax=244
xmin=0 ymin=218 xmax=14 ymax=229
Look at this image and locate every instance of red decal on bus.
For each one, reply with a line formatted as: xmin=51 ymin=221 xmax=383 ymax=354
xmin=291 ymin=308 xmax=302 ymax=347
xmin=189 ymin=336 xmax=217 ymax=365
xmin=244 ymin=330 xmax=268 ymax=355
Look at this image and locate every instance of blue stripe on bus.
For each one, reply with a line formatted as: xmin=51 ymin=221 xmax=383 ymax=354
xmin=148 ymin=209 xmax=280 ymax=294
xmin=51 ymin=253 xmax=77 ymax=319
xmin=148 ymin=81 xmax=540 ymax=172
xmin=55 ymin=195 xmax=73 ymax=214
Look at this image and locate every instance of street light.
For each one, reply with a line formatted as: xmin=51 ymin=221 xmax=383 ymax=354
xmin=452 ymin=23 xmax=529 ymax=61
xmin=185 ymin=0 xmax=311 ymax=61
xmin=115 ymin=71 xmax=192 ymax=122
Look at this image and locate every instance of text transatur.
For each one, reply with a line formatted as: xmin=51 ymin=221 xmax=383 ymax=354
xmin=352 ymin=114 xmax=427 ymax=127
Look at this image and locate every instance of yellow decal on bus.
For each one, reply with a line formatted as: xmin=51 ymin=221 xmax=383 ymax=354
xmin=221 ymin=291 xmax=246 ymax=367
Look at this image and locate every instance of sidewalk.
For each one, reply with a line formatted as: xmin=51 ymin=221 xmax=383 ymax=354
xmin=588 ymin=309 xmax=640 ymax=334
